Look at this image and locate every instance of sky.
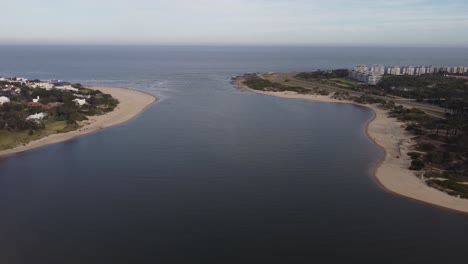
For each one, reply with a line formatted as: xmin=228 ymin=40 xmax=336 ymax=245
xmin=1 ymin=0 xmax=468 ymax=46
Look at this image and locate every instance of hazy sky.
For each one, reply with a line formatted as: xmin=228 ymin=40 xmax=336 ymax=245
xmin=1 ymin=0 xmax=468 ymax=46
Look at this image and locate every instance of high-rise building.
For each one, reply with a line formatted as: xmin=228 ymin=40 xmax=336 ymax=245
xmin=354 ymin=64 xmax=368 ymax=73
xmin=415 ymin=66 xmax=426 ymax=75
xmin=370 ymin=65 xmax=385 ymax=75
xmin=387 ymin=66 xmax=401 ymax=75
xmin=401 ymin=66 xmax=415 ymax=75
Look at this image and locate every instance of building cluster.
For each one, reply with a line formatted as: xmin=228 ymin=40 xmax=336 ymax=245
xmin=0 ymin=76 xmax=88 ymax=121
xmin=349 ymin=65 xmax=384 ymax=85
xmin=1 ymin=77 xmax=77 ymax=91
xmin=349 ymin=64 xmax=468 ymax=85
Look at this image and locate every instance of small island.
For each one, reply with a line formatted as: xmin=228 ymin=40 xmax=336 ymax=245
xmin=233 ymin=65 xmax=468 ymax=213
xmin=0 ymin=77 xmax=157 ymax=156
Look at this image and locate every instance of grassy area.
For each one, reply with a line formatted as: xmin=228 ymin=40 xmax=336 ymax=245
xmin=328 ymin=78 xmax=360 ymax=88
xmin=242 ymin=75 xmax=310 ymax=94
xmin=0 ymin=121 xmax=77 ymax=151
xmin=424 ymin=171 xmax=468 ymax=182
xmin=427 ymin=179 xmax=468 ymax=199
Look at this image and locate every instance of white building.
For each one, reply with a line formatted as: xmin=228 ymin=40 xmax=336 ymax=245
xmin=26 ymin=112 xmax=47 ymax=121
xmin=387 ymin=66 xmax=401 ymax=75
xmin=370 ymin=65 xmax=385 ymax=75
xmin=425 ymin=66 xmax=436 ymax=74
xmin=73 ymin=98 xmax=87 ymax=106
xmin=56 ymin=85 xmax=79 ymax=92
xmin=31 ymin=82 xmax=54 ymax=90
xmin=73 ymin=94 xmax=91 ymax=99
xmin=367 ymin=73 xmax=383 ymax=85
xmin=354 ymin=64 xmax=368 ymax=73
xmin=455 ymin=66 xmax=466 ymax=74
xmin=17 ymin=77 xmax=28 ymax=83
xmin=32 ymin=96 xmax=40 ymax=103
xmin=415 ymin=66 xmax=426 ymax=75
xmin=0 ymin=96 xmax=10 ymax=105
xmin=349 ymin=65 xmax=385 ymax=85
xmin=401 ymin=66 xmax=415 ymax=75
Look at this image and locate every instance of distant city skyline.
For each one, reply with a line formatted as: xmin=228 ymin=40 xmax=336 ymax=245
xmin=2 ymin=0 xmax=468 ymax=47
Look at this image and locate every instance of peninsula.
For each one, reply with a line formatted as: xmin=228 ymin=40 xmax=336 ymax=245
xmin=233 ymin=68 xmax=468 ymax=213
xmin=0 ymin=77 xmax=157 ymax=157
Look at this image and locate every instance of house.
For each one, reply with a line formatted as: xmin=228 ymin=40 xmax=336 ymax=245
xmin=31 ymin=82 xmax=54 ymax=90
xmin=73 ymin=94 xmax=91 ymax=99
xmin=73 ymin=98 xmax=87 ymax=106
xmin=0 ymin=96 xmax=10 ymax=105
xmin=32 ymin=96 xmax=40 ymax=103
xmin=55 ymin=85 xmax=78 ymax=92
xmin=26 ymin=112 xmax=47 ymax=121
xmin=43 ymin=102 xmax=63 ymax=110
xmin=27 ymin=102 xmax=44 ymax=108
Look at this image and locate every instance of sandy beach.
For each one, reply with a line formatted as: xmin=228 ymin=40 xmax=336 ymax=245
xmin=234 ymin=77 xmax=468 ymax=213
xmin=0 ymin=86 xmax=157 ymax=157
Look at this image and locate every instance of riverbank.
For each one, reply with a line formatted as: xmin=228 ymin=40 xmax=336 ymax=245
xmin=0 ymin=86 xmax=157 ymax=157
xmin=234 ymin=76 xmax=468 ymax=213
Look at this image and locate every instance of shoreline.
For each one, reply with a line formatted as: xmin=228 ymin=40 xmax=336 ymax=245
xmin=0 ymin=86 xmax=157 ymax=158
xmin=234 ymin=76 xmax=468 ymax=214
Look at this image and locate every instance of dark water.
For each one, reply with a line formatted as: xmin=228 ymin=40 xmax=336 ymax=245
xmin=0 ymin=46 xmax=467 ymax=263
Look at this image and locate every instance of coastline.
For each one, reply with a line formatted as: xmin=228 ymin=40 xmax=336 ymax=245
xmin=234 ymin=76 xmax=468 ymax=214
xmin=0 ymin=86 xmax=157 ymax=158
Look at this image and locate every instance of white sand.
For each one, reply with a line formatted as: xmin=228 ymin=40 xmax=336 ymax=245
xmin=234 ymin=77 xmax=468 ymax=213
xmin=0 ymin=86 xmax=157 ymax=157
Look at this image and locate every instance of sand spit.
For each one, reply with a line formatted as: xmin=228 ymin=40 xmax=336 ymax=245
xmin=0 ymin=86 xmax=157 ymax=157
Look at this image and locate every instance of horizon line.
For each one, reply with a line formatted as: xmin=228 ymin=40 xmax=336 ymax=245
xmin=1 ymin=43 xmax=468 ymax=49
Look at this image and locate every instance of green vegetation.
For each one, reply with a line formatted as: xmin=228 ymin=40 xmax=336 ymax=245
xmin=0 ymin=121 xmax=73 ymax=150
xmin=379 ymin=74 xmax=468 ymax=103
xmin=427 ymin=179 xmax=468 ymax=199
xmin=353 ymin=95 xmax=386 ymax=105
xmin=332 ymin=91 xmax=352 ymax=101
xmin=424 ymin=171 xmax=468 ymax=182
xmin=242 ymin=75 xmax=310 ymax=94
xmin=386 ymin=99 xmax=468 ymax=198
xmin=296 ymin=69 xmax=349 ymax=80
xmin=295 ymin=70 xmax=362 ymax=90
xmin=410 ymin=159 xmax=425 ymax=171
xmin=328 ymin=78 xmax=361 ymax=89
xmin=0 ymin=80 xmax=119 ymax=151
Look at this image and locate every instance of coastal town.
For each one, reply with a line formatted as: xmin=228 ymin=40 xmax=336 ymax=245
xmin=0 ymin=77 xmax=119 ymax=150
xmin=349 ymin=64 xmax=468 ymax=85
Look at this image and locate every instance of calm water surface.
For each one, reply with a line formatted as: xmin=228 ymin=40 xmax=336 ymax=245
xmin=0 ymin=46 xmax=467 ymax=263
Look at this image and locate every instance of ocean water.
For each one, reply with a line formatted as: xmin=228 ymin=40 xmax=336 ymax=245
xmin=0 ymin=46 xmax=467 ymax=263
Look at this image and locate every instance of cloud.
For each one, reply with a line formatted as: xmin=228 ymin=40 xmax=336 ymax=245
xmin=0 ymin=0 xmax=467 ymax=46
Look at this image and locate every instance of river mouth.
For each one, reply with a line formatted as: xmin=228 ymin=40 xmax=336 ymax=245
xmin=0 ymin=45 xmax=467 ymax=263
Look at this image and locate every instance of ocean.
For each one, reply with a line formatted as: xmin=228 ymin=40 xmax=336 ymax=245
xmin=0 ymin=45 xmax=467 ymax=263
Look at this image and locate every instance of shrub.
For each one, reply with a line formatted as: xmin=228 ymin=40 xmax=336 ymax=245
xmin=417 ymin=143 xmax=436 ymax=151
xmin=427 ymin=179 xmax=468 ymax=199
xmin=410 ymin=159 xmax=425 ymax=170
xmin=408 ymin=152 xmax=421 ymax=160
